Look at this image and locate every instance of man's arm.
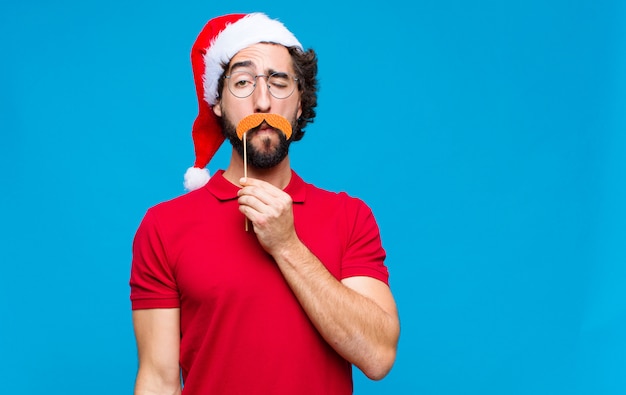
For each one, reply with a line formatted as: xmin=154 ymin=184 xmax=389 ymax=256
xmin=132 ymin=308 xmax=182 ymax=395
xmin=238 ymin=177 xmax=401 ymax=380
xmin=272 ymin=243 xmax=400 ymax=380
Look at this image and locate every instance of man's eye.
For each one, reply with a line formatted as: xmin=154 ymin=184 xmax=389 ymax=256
xmin=234 ymin=80 xmax=251 ymax=87
xmin=269 ymin=76 xmax=289 ymax=89
xmin=270 ymin=81 xmax=288 ymax=88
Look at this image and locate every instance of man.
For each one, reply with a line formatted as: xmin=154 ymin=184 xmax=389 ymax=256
xmin=130 ymin=12 xmax=400 ymax=395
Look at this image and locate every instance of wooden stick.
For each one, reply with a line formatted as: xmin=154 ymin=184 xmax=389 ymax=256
xmin=243 ymin=131 xmax=249 ymax=231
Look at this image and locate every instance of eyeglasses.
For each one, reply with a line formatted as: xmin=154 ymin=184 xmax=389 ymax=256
xmin=224 ymin=71 xmax=299 ymax=99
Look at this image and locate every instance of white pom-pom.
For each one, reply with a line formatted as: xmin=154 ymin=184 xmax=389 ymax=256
xmin=184 ymin=166 xmax=211 ymax=191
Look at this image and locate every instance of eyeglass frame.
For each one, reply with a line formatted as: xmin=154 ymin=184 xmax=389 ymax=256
xmin=223 ymin=71 xmax=300 ymax=100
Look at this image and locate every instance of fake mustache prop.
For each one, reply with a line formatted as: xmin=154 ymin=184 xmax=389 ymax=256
xmin=236 ymin=113 xmax=293 ymax=140
xmin=236 ymin=113 xmax=292 ymax=231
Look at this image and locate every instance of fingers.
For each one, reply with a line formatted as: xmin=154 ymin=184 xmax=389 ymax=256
xmin=237 ymin=177 xmax=292 ymax=223
xmin=237 ymin=177 xmax=297 ymax=253
xmin=238 ymin=177 xmax=282 ymax=204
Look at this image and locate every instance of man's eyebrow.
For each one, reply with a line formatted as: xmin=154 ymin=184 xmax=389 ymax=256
xmin=267 ymin=68 xmax=287 ymax=76
xmin=229 ymin=60 xmax=253 ymax=72
xmin=229 ymin=62 xmax=289 ymax=76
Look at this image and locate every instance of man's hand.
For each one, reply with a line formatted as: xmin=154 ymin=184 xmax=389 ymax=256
xmin=237 ymin=177 xmax=299 ymax=254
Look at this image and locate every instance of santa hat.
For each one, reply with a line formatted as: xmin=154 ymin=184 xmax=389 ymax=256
xmin=184 ymin=12 xmax=303 ymax=191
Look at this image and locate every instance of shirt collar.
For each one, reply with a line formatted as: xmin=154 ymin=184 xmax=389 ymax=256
xmin=206 ymin=169 xmax=307 ymax=203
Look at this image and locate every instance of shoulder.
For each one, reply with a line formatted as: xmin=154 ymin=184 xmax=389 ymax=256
xmin=135 ymin=187 xmax=213 ymax=236
xmin=305 ymin=181 xmax=372 ymax=213
xmin=147 ymin=187 xmax=211 ymax=216
xmin=296 ymin=177 xmax=377 ymax=228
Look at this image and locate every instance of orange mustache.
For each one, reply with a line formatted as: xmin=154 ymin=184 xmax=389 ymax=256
xmin=236 ymin=113 xmax=293 ymax=140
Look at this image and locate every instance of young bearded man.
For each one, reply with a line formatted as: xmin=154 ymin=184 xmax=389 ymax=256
xmin=130 ymin=12 xmax=400 ymax=395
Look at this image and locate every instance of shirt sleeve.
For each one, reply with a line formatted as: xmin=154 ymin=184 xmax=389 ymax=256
xmin=340 ymin=197 xmax=390 ymax=285
xmin=129 ymin=208 xmax=180 ymax=310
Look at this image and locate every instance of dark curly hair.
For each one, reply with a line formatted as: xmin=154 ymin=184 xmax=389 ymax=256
xmin=288 ymin=46 xmax=318 ymax=141
xmin=215 ymin=45 xmax=318 ymax=142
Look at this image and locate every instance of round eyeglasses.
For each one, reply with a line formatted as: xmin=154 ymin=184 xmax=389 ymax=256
xmin=224 ymin=71 xmax=299 ymax=99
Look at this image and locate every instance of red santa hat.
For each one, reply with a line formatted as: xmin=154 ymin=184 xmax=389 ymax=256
xmin=184 ymin=12 xmax=303 ymax=191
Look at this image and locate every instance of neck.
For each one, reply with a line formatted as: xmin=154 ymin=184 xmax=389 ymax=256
xmin=222 ymin=149 xmax=292 ymax=189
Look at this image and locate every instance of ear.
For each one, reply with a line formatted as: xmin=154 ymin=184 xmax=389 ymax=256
xmin=297 ymin=98 xmax=302 ymax=119
xmin=212 ymin=101 xmax=222 ymax=117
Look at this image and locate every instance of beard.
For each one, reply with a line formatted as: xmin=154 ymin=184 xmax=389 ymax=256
xmin=221 ymin=113 xmax=296 ymax=169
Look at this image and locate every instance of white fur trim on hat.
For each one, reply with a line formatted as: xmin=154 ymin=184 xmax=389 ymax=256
xmin=203 ymin=12 xmax=303 ymax=106
xmin=184 ymin=166 xmax=211 ymax=191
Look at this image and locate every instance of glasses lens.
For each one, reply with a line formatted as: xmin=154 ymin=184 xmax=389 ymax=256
xmin=228 ymin=72 xmax=256 ymax=98
xmin=267 ymin=73 xmax=296 ymax=99
xmin=226 ymin=72 xmax=297 ymax=99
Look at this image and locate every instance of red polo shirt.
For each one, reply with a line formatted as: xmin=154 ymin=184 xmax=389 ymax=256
xmin=130 ymin=170 xmax=389 ymax=395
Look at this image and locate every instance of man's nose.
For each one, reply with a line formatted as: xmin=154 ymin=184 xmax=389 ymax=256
xmin=252 ymin=77 xmax=272 ymax=112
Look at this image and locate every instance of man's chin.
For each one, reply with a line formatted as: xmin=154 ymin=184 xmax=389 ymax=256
xmin=247 ymin=144 xmax=289 ymax=168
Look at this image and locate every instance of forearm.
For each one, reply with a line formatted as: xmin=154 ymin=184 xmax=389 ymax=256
xmin=272 ymin=239 xmax=400 ymax=380
xmin=132 ymin=309 xmax=182 ymax=395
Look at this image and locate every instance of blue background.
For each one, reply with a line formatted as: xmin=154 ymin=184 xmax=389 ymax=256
xmin=1 ymin=1 xmax=625 ymax=394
